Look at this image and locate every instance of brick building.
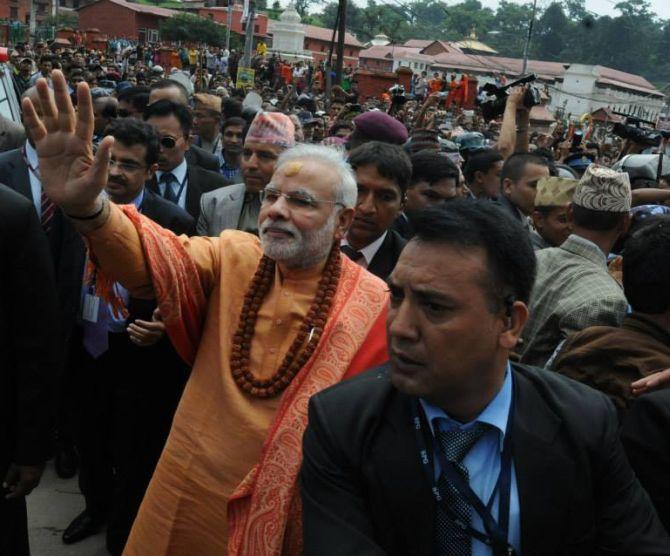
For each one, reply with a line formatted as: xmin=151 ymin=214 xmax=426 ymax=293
xmin=192 ymin=5 xmax=269 ymax=38
xmin=77 ymin=0 xmax=179 ymax=42
xmin=1 ymin=0 xmax=52 ymax=26
xmin=302 ymin=24 xmax=361 ymax=67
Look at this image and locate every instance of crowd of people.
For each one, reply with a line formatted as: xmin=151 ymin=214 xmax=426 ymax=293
xmin=3 ymin=38 xmax=670 ymax=556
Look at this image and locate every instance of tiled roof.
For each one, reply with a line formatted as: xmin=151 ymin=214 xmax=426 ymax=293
xmin=403 ymin=39 xmax=432 ymax=48
xmin=594 ymin=66 xmax=661 ymax=96
xmin=302 ymin=24 xmax=361 ymax=47
xmin=78 ymin=0 xmax=179 ymax=17
xmin=359 ymin=45 xmax=432 ymax=62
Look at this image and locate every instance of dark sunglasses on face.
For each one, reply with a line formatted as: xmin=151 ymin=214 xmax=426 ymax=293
xmin=160 ymin=136 xmax=177 ymax=149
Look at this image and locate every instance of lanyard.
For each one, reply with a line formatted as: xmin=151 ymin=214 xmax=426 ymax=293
xmin=411 ymin=397 xmax=516 ymax=556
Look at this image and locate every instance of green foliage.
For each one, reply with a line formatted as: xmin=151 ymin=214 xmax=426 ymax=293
xmin=159 ymin=13 xmax=227 ymax=46
xmin=43 ymin=12 xmax=79 ymax=29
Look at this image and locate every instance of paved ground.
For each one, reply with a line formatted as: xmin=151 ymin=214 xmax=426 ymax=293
xmin=27 ymin=462 xmax=107 ymax=556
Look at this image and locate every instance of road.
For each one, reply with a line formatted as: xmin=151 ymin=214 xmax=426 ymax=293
xmin=27 ymin=462 xmax=107 ymax=556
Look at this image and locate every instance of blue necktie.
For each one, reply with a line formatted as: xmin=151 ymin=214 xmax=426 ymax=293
xmin=434 ymin=421 xmax=491 ymax=556
xmin=160 ymin=172 xmax=178 ymax=203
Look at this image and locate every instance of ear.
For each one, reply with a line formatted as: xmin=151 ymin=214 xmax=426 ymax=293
xmin=146 ymin=163 xmax=159 ymax=182
xmin=334 ymin=207 xmax=355 ymax=241
xmin=530 ymin=210 xmax=543 ymax=232
xmin=501 ymin=177 xmax=513 ymax=196
xmin=499 ymin=301 xmax=529 ymax=351
xmin=619 ymin=212 xmax=632 ymax=235
xmin=473 ymin=170 xmax=484 ymax=184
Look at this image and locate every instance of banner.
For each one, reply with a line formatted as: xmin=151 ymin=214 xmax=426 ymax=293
xmin=236 ymin=66 xmax=255 ymax=89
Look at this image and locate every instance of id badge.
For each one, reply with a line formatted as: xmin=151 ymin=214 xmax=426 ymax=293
xmin=82 ymin=293 xmax=100 ymax=323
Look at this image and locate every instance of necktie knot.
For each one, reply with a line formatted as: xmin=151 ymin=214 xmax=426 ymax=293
xmin=436 ymin=421 xmax=491 ymax=463
xmin=341 ymin=244 xmax=364 ymax=263
xmin=160 ymin=172 xmax=176 ymax=184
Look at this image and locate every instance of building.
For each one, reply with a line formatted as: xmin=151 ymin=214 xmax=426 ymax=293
xmin=192 ymin=5 xmax=269 ymax=38
xmin=77 ymin=0 xmax=179 ymax=42
xmin=550 ymin=64 xmax=665 ymax=122
xmin=1 ymin=0 xmax=52 ymax=26
xmin=302 ymin=24 xmax=362 ymax=67
xmin=359 ymin=45 xmax=433 ymax=74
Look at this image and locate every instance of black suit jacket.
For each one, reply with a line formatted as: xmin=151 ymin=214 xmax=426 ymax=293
xmin=621 ymin=390 xmax=670 ymax=533
xmin=186 ymin=144 xmax=220 ymax=173
xmin=0 ymin=185 xmax=58 ymax=473
xmin=147 ymin=162 xmax=230 ymax=219
xmin=0 ymin=147 xmax=86 ymax=342
xmin=301 ymin=363 xmax=670 ymax=555
xmin=367 ymin=230 xmax=407 ymax=281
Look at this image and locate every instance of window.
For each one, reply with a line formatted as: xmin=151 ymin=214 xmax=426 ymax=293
xmin=254 ymin=24 xmax=259 ymax=33
xmin=10 ymin=6 xmax=18 ymax=18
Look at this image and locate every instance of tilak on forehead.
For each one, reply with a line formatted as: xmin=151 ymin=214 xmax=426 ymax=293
xmin=283 ymin=161 xmax=303 ymax=176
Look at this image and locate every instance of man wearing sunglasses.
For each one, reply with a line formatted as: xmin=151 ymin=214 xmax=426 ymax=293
xmin=24 ymin=70 xmax=389 ymax=555
xmin=144 ymin=99 xmax=229 ymax=220
xmin=61 ymin=118 xmax=196 ymax=552
xmin=197 ymin=111 xmax=293 ymax=236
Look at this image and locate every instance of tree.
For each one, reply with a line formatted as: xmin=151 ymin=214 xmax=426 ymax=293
xmin=159 ymin=14 xmax=227 ymax=46
xmin=532 ymin=2 xmax=569 ymax=61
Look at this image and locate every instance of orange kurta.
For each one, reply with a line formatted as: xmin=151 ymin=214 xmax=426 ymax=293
xmin=85 ymin=205 xmax=388 ymax=555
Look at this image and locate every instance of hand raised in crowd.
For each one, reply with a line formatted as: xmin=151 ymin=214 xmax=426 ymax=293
xmin=127 ymin=308 xmax=166 ymax=347
xmin=631 ymin=369 xmax=670 ymax=396
xmin=506 ymin=85 xmax=528 ymax=110
xmin=21 ymin=69 xmax=113 ymax=217
xmin=3 ymin=463 xmax=45 ymax=500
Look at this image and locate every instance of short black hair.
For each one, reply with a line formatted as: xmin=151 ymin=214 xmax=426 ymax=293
xmin=106 ymin=118 xmax=160 ymax=166
xmin=411 ymin=200 xmax=537 ymax=310
xmin=149 ymin=79 xmax=189 ymax=104
xmin=410 ymin=150 xmax=459 ymax=188
xmin=500 ymin=152 xmax=549 ymax=184
xmin=117 ymin=86 xmax=150 ymax=113
xmin=94 ymin=96 xmax=118 ymax=119
xmin=222 ymin=98 xmax=243 ymax=119
xmin=463 ymin=149 xmax=503 ymax=184
xmin=623 ymin=215 xmax=670 ymax=314
xmin=144 ymin=99 xmax=192 ymax=137
xmin=330 ymin=120 xmax=354 ymax=136
xmin=348 ymin=141 xmax=412 ymax=194
xmin=572 ymin=205 xmax=627 ymax=232
xmin=222 ymin=116 xmax=247 ymax=134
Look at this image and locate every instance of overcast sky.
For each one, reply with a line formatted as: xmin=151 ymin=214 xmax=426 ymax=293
xmin=471 ymin=0 xmax=670 ymax=19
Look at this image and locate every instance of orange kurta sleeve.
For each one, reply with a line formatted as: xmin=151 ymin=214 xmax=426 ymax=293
xmin=85 ymin=202 xmax=221 ymax=299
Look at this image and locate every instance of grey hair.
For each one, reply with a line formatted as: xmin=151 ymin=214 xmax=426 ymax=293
xmin=275 ymin=143 xmax=358 ymax=209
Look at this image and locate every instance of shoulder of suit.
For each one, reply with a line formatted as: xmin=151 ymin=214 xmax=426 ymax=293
xmin=311 ymin=364 xmax=394 ymax=412
xmin=192 ymin=165 xmax=233 ymax=186
xmin=0 ymin=147 xmax=22 ymax=165
xmin=389 ymin=228 xmax=408 ymax=249
xmin=0 ymin=183 xmax=34 ymax=226
xmin=201 ymin=182 xmax=245 ymax=203
xmin=144 ymin=191 xmax=194 ymax=227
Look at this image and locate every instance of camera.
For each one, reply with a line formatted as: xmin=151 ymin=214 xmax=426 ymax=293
xmin=478 ymin=74 xmax=541 ymax=121
xmin=612 ymin=113 xmax=664 ymax=147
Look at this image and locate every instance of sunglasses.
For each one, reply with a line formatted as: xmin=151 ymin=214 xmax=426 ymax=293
xmin=159 ymin=136 xmax=177 ymax=149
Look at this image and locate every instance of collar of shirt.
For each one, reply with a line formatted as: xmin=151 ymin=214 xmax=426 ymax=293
xmin=341 ymin=231 xmax=387 ymax=266
xmin=25 ymin=140 xmax=39 ymax=170
xmin=420 ymin=362 xmax=513 ymax=453
xmin=156 ymin=157 xmax=188 ymax=186
xmin=131 ymin=188 xmax=145 ymax=210
xmin=561 ymin=233 xmax=608 ymax=266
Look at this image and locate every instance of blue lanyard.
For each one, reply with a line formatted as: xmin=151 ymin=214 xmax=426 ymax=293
xmin=161 ymin=172 xmax=188 ymax=203
xmin=410 ymin=397 xmax=516 ymax=556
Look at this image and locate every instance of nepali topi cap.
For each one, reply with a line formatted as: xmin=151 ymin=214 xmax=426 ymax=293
xmin=193 ymin=93 xmax=221 ymax=114
xmin=246 ymin=111 xmax=295 ymax=149
xmin=535 ymin=177 xmax=578 ymax=208
xmin=573 ymin=164 xmax=631 ymax=213
xmin=353 ymin=111 xmax=408 ymax=145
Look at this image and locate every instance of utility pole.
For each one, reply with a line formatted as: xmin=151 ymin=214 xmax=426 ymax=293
xmin=242 ymin=0 xmax=255 ymax=68
xmin=28 ymin=0 xmax=37 ymax=40
xmin=334 ymin=0 xmax=346 ymax=85
xmin=225 ymin=0 xmax=233 ymax=52
xmin=521 ymin=0 xmax=538 ymax=74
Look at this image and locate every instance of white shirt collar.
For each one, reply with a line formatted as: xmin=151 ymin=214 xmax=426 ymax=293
xmin=25 ymin=140 xmax=39 ymax=168
xmin=341 ymin=231 xmax=388 ymax=266
xmin=156 ymin=157 xmax=187 ymax=184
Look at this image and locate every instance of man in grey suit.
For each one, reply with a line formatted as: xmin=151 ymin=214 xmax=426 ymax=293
xmin=197 ymin=111 xmax=295 ymax=236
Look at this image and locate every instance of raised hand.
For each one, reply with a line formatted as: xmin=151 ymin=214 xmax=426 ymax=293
xmin=21 ymin=70 xmax=114 ymax=217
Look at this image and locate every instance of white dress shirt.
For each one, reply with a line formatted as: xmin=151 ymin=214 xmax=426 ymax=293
xmin=341 ymin=231 xmax=388 ymax=269
xmin=24 ymin=141 xmax=42 ymax=217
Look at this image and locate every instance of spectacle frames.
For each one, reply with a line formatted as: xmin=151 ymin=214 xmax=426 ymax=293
xmin=159 ymin=136 xmax=178 ymax=149
xmin=260 ymin=187 xmax=344 ymax=211
xmin=108 ymin=159 xmax=147 ymax=173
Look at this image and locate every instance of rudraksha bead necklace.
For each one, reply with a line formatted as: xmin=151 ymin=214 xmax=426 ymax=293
xmin=230 ymin=245 xmax=342 ymax=398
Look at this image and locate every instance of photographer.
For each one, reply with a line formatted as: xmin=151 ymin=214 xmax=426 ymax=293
xmin=496 ymin=85 xmax=531 ymax=159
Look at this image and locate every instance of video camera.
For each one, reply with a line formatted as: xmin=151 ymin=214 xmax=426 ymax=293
xmin=479 ymin=74 xmax=541 ymax=121
xmin=611 ymin=112 xmax=669 ymax=148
